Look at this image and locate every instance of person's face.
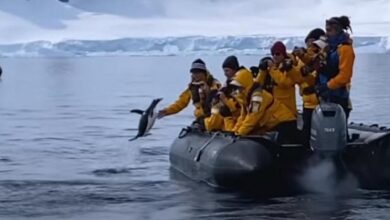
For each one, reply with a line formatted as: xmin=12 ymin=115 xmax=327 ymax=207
xmin=326 ymin=24 xmax=338 ymax=37
xmin=272 ymin=52 xmax=284 ymax=64
xmin=223 ymin=67 xmax=236 ymax=80
xmin=191 ymin=71 xmax=206 ymax=82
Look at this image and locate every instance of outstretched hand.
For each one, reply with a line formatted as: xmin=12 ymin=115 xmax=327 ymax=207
xmin=157 ymin=109 xmax=167 ymax=119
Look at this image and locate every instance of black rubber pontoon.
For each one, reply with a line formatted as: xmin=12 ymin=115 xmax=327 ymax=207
xmin=169 ymin=123 xmax=390 ymax=191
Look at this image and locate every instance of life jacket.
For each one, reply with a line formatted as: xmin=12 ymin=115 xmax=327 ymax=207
xmin=318 ymin=33 xmax=350 ymax=99
xmin=189 ymin=73 xmax=221 ymax=117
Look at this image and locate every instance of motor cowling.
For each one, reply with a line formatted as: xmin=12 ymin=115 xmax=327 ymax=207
xmin=310 ymin=102 xmax=347 ymax=155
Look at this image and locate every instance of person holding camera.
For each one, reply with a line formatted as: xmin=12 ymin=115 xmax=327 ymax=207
xmin=293 ymin=28 xmax=327 ymax=66
xmin=204 ymin=56 xmax=242 ymax=132
xmin=158 ymin=59 xmax=221 ymax=129
xmin=255 ymin=41 xmax=302 ymax=116
xmin=292 ymin=28 xmax=328 ymax=146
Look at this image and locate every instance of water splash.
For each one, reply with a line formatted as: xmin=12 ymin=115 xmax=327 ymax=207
xmin=299 ymin=157 xmax=358 ymax=195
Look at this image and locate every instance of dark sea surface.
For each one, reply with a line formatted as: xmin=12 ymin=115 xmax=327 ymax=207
xmin=1 ymin=55 xmax=390 ymax=219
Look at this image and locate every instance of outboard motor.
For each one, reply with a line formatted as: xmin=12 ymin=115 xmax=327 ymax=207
xmin=310 ymin=102 xmax=347 ymax=156
xmin=307 ymin=102 xmax=350 ymax=186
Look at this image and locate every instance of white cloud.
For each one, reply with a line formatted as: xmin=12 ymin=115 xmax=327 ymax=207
xmin=0 ymin=0 xmax=389 ymax=44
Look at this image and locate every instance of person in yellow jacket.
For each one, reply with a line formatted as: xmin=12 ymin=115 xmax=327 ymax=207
xmin=158 ymin=59 xmax=221 ymax=128
xmin=229 ymin=67 xmax=296 ymax=143
xmin=293 ymin=28 xmax=328 ymax=146
xmin=204 ymin=56 xmax=241 ymax=132
xmin=255 ymin=41 xmax=302 ymax=117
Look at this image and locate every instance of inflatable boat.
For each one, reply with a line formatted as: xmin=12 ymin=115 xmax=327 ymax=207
xmin=169 ymin=102 xmax=390 ymax=192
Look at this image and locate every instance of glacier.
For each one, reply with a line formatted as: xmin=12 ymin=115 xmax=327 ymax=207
xmin=1 ymin=0 xmax=390 ymax=57
xmin=0 ymin=36 xmax=388 ymax=57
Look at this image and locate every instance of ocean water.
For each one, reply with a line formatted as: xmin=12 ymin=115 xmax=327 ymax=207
xmin=0 ymin=55 xmax=390 ymax=220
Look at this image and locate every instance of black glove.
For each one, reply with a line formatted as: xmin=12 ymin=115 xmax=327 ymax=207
xmin=292 ymin=46 xmax=306 ymax=56
xmin=280 ymin=59 xmax=293 ymax=72
xmin=259 ymin=57 xmax=272 ymax=71
xmin=300 ymin=65 xmax=313 ymax=77
xmin=316 ymin=84 xmax=330 ymax=99
xmin=219 ymin=105 xmax=232 ymax=117
xmin=191 ymin=118 xmax=205 ymax=131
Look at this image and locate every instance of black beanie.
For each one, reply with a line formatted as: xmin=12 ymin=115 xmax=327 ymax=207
xmin=222 ymin=56 xmax=239 ymax=71
xmin=305 ymin=28 xmax=326 ymax=43
xmin=193 ymin=58 xmax=205 ymax=65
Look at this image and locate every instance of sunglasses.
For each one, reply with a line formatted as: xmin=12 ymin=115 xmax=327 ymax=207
xmin=272 ymin=52 xmax=282 ymax=57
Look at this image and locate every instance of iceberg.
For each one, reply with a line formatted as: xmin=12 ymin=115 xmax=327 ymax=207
xmin=0 ymin=36 xmax=388 ymax=57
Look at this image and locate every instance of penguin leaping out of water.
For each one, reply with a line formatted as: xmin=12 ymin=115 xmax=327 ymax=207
xmin=129 ymin=98 xmax=163 ymax=141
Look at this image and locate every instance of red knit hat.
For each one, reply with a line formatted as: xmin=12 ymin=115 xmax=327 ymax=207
xmin=271 ymin=41 xmax=287 ymax=57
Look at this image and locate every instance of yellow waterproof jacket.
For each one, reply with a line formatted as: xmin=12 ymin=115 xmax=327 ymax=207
xmin=228 ymin=67 xmax=295 ymax=136
xmin=297 ymin=57 xmax=320 ymax=109
xmin=163 ymin=74 xmax=221 ymax=119
xmin=296 ymin=48 xmax=328 ymax=109
xmin=300 ymin=75 xmax=319 ymax=109
xmin=204 ymin=97 xmax=240 ymax=132
xmin=255 ymin=57 xmax=301 ymax=115
xmin=235 ymin=88 xmax=296 ymax=136
xmin=228 ymin=68 xmax=255 ymax=133
xmin=205 ymin=68 xmax=251 ymax=132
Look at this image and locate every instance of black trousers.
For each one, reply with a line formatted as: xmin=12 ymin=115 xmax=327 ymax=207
xmin=275 ymin=120 xmax=298 ymax=144
xmin=302 ymin=108 xmax=314 ymax=146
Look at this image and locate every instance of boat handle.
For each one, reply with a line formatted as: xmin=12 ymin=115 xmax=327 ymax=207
xmin=194 ymin=132 xmax=219 ymax=162
xmin=178 ymin=126 xmax=192 ymax=139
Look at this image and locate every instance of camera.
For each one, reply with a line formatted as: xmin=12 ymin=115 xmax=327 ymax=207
xmin=259 ymin=56 xmax=272 ymax=71
xmin=280 ymin=59 xmax=293 ymax=72
xmin=292 ymin=46 xmax=306 ymax=56
xmin=250 ymin=66 xmax=259 ymax=78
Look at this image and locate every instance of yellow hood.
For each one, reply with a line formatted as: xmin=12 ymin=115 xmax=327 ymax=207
xmin=230 ymin=68 xmax=253 ymax=93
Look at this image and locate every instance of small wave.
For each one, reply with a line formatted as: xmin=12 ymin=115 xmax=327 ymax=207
xmin=103 ymin=134 xmax=131 ymax=139
xmin=140 ymin=147 xmax=168 ymax=156
xmin=92 ymin=167 xmax=146 ymax=177
xmin=124 ymin=128 xmax=140 ymax=131
xmin=56 ymin=104 xmax=73 ymax=108
xmin=31 ymin=137 xmax=81 ymax=142
xmin=0 ymin=157 xmax=12 ymax=162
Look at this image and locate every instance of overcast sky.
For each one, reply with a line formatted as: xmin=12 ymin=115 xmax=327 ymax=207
xmin=0 ymin=0 xmax=389 ymax=43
